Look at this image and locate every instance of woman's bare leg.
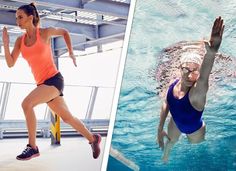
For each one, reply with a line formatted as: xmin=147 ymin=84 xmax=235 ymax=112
xmin=47 ymin=96 xmax=94 ymax=143
xmin=187 ymin=122 xmax=206 ymax=144
xmin=162 ymin=117 xmax=181 ymax=162
xmin=21 ymin=85 xmax=60 ymax=149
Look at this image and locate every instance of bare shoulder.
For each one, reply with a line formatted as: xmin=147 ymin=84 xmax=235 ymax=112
xmin=40 ymin=27 xmax=65 ymax=37
xmin=39 ymin=27 xmax=56 ymax=35
xmin=189 ymin=83 xmax=207 ymax=111
xmin=39 ymin=28 xmax=52 ymax=43
xmin=39 ymin=27 xmax=50 ymax=35
xmin=191 ymin=79 xmax=208 ymax=97
xmin=40 ymin=27 xmax=55 ymax=32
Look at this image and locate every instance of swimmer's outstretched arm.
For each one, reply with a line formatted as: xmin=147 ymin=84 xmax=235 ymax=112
xmin=199 ymin=16 xmax=224 ymax=84
xmin=2 ymin=27 xmax=21 ymax=67
xmin=190 ymin=17 xmax=224 ymax=109
xmin=45 ymin=27 xmax=77 ymax=67
xmin=157 ymin=97 xmax=170 ymax=150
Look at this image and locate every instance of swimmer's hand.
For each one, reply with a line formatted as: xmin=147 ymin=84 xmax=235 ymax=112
xmin=2 ymin=27 xmax=9 ymax=45
xmin=207 ymin=16 xmax=224 ymax=53
xmin=157 ymin=130 xmax=170 ymax=151
xmin=69 ymin=53 xmax=77 ymax=67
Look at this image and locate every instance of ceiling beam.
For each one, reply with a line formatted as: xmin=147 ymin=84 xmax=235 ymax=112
xmin=0 ymin=0 xmax=129 ymax=51
xmin=84 ymin=0 xmax=129 ymax=19
xmin=53 ymin=35 xmax=86 ymax=52
xmin=11 ymin=0 xmax=128 ymax=19
xmin=41 ymin=19 xmax=95 ymax=39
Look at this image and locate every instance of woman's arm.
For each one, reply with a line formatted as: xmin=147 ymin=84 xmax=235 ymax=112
xmin=2 ymin=27 xmax=21 ymax=67
xmin=45 ymin=27 xmax=77 ymax=66
xmin=157 ymin=98 xmax=170 ymax=150
xmin=158 ymin=99 xmax=169 ymax=132
xmin=190 ymin=17 xmax=224 ymax=110
xmin=198 ymin=17 xmax=224 ymax=87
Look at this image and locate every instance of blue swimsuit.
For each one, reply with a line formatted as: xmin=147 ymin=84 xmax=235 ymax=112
xmin=167 ymin=80 xmax=203 ymax=134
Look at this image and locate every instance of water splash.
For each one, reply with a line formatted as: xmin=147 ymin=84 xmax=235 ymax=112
xmin=155 ymin=41 xmax=236 ymax=97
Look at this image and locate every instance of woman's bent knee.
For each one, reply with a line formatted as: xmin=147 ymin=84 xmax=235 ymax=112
xmin=21 ymin=99 xmax=34 ymax=112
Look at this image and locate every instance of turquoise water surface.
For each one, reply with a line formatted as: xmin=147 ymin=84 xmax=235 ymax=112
xmin=108 ymin=0 xmax=236 ymax=171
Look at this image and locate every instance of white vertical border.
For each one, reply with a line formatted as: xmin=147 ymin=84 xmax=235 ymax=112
xmin=100 ymin=0 xmax=137 ymax=170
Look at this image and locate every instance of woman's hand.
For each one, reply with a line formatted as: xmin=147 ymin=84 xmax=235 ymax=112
xmin=208 ymin=16 xmax=224 ymax=53
xmin=2 ymin=27 xmax=10 ymax=46
xmin=157 ymin=129 xmax=170 ymax=150
xmin=69 ymin=53 xmax=77 ymax=67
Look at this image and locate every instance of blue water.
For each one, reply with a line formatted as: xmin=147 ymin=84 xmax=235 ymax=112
xmin=107 ymin=156 xmax=133 ymax=171
xmin=109 ymin=0 xmax=236 ymax=170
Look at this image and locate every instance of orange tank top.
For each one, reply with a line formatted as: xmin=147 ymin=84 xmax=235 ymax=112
xmin=20 ymin=27 xmax=58 ymax=84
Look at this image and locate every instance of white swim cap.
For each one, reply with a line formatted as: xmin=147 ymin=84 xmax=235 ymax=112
xmin=180 ymin=52 xmax=202 ymax=65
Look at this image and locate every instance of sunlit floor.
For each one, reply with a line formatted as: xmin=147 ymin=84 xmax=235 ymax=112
xmin=0 ymin=137 xmax=106 ymax=171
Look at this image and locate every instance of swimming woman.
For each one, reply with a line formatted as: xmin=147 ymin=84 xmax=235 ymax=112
xmin=157 ymin=16 xmax=224 ymax=162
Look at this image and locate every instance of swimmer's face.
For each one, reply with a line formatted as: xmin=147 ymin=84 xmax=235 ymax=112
xmin=16 ymin=10 xmax=33 ymax=29
xmin=180 ymin=62 xmax=200 ymax=87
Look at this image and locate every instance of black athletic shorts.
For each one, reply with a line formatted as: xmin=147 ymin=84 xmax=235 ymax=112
xmin=39 ymin=72 xmax=64 ymax=96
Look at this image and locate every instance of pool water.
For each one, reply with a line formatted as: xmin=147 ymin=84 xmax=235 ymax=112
xmin=108 ymin=0 xmax=236 ymax=170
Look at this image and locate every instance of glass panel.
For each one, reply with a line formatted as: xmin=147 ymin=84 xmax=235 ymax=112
xmin=59 ymin=47 xmax=121 ymax=120
xmin=92 ymin=88 xmax=115 ymax=119
xmin=59 ymin=48 xmax=121 ymax=87
xmin=0 ymin=58 xmax=34 ymax=83
xmin=63 ymin=86 xmax=92 ymax=119
xmin=4 ymin=83 xmax=47 ymax=120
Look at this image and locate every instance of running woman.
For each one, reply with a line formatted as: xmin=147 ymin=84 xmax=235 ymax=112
xmin=2 ymin=3 xmax=101 ymax=160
